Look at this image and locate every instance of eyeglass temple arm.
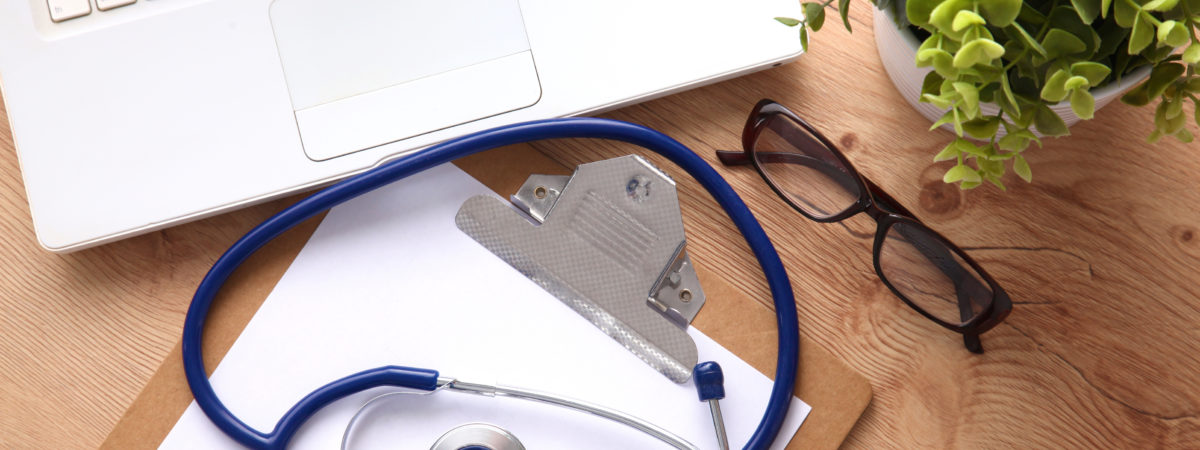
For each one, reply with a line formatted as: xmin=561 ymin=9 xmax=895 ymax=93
xmin=718 ymin=149 xmax=991 ymax=351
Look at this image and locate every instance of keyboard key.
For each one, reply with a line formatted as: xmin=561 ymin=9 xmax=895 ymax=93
xmin=47 ymin=0 xmax=90 ymax=22
xmin=96 ymin=0 xmax=136 ymax=11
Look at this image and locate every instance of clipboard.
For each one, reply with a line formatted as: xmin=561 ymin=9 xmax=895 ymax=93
xmin=102 ymin=144 xmax=871 ymax=449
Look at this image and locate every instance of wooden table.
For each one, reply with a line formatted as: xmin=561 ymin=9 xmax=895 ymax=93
xmin=2 ymin=4 xmax=1197 ymax=448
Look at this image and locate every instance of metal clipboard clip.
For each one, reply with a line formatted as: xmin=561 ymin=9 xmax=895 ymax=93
xmin=455 ymin=155 xmax=706 ymax=383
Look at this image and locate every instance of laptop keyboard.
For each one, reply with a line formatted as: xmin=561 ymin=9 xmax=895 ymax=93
xmin=47 ymin=0 xmax=135 ymax=22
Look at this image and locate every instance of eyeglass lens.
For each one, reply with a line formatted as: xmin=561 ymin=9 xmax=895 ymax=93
xmin=752 ymin=114 xmax=862 ymax=219
xmin=877 ymin=222 xmax=992 ymax=326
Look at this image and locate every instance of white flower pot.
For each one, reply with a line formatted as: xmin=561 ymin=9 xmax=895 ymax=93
xmin=873 ymin=7 xmax=1151 ymax=137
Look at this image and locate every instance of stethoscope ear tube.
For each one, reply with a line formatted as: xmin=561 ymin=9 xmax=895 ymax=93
xmin=182 ymin=118 xmax=799 ymax=449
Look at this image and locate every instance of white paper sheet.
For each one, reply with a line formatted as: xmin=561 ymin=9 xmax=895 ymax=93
xmin=161 ymin=163 xmax=809 ymax=449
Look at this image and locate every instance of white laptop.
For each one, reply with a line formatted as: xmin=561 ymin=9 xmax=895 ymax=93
xmin=0 ymin=0 xmax=801 ymax=252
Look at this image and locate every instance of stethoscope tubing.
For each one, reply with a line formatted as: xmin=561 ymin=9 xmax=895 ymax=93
xmin=182 ymin=118 xmax=799 ymax=449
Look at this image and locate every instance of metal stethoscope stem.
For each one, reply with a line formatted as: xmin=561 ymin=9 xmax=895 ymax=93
xmin=340 ymin=377 xmax=701 ymax=450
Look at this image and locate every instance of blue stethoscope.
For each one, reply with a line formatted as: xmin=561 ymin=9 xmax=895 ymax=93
xmin=183 ymin=118 xmax=799 ymax=449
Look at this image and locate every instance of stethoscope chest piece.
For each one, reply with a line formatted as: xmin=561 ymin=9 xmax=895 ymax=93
xmin=430 ymin=423 xmax=525 ymax=450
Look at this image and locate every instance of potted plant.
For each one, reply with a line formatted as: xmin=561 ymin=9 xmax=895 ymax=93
xmin=776 ymin=0 xmax=1199 ymax=189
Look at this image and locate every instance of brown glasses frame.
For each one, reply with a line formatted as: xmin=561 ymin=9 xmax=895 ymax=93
xmin=717 ymin=99 xmax=1012 ymax=353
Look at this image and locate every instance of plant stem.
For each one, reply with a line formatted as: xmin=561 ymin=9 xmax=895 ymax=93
xmin=1034 ymin=0 xmax=1062 ymax=41
xmin=1003 ymin=47 xmax=1031 ymax=71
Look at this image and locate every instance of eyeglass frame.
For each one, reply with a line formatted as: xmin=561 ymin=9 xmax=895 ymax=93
xmin=716 ymin=99 xmax=1012 ymax=353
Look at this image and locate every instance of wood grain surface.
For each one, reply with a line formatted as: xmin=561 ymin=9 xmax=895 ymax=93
xmin=2 ymin=3 xmax=1198 ymax=448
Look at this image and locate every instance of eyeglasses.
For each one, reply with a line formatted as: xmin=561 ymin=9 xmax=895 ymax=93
xmin=717 ymin=99 xmax=1012 ymax=353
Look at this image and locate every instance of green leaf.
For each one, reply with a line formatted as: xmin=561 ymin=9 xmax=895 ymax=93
xmin=922 ymin=93 xmax=954 ymax=109
xmin=931 ymin=109 xmax=957 ymax=130
xmin=930 ymin=0 xmax=973 ymax=38
xmin=1176 ymin=128 xmax=1194 ymax=144
xmin=799 ymin=27 xmax=809 ymax=52
xmin=918 ymin=48 xmax=956 ymax=77
xmin=1014 ymin=129 xmax=1040 ymax=142
xmin=1154 ymin=100 xmax=1169 ymax=129
xmin=838 ymin=0 xmax=852 ymax=32
xmin=933 ymin=53 xmax=957 ymax=78
xmin=979 ymin=0 xmax=1022 ymax=27
xmin=1013 ymin=155 xmax=1032 ymax=182
xmin=952 ymin=137 xmax=979 ymax=153
xmin=1113 ymin=0 xmax=1138 ymax=27
xmin=803 ymin=2 xmax=826 ymax=32
xmin=1034 ymin=104 xmax=1070 ymax=136
xmin=1141 ymin=0 xmax=1180 ymax=11
xmin=1042 ymin=29 xmax=1087 ymax=59
xmin=934 ymin=141 xmax=960 ymax=161
xmin=960 ymin=179 xmax=983 ymax=189
xmin=964 ymin=168 xmax=983 ymax=183
xmin=1000 ymin=72 xmax=1019 ymax=110
xmin=1129 ymin=14 xmax=1154 ymax=54
xmin=963 ymin=117 xmax=1001 ymax=139
xmin=943 ymin=164 xmax=970 ymax=183
xmin=978 ymin=157 xmax=1003 ymax=175
xmin=1065 ymin=75 xmax=1090 ymax=90
xmin=1070 ymin=62 xmax=1111 ymax=85
xmin=1121 ymin=82 xmax=1152 ymax=106
xmin=1047 ymin=7 xmax=1101 ymax=57
xmin=775 ymin=17 xmax=802 ymax=27
xmin=1145 ymin=63 xmax=1188 ymax=100
xmin=960 ymin=140 xmax=990 ymax=157
xmin=1147 ymin=129 xmax=1164 ymax=143
xmin=952 ymin=107 xmax=964 ymax=136
xmin=1184 ymin=43 xmax=1200 ymax=64
xmin=1069 ymin=0 xmax=1101 ymax=23
xmin=1071 ymin=89 xmax=1096 ymax=119
xmin=1041 ymin=69 xmax=1071 ymax=102
xmin=954 ymin=39 xmax=1005 ymax=68
xmin=918 ymin=34 xmax=938 ymax=52
xmin=1165 ymin=108 xmax=1187 ymax=134
xmin=921 ymin=72 xmax=944 ymax=96
xmin=1009 ymin=22 xmax=1048 ymax=57
xmin=954 ymin=82 xmax=981 ymax=118
xmin=917 ymin=48 xmax=946 ymax=66
xmin=1157 ymin=20 xmax=1190 ymax=48
xmin=1145 ymin=44 xmax=1177 ymax=62
xmin=1096 ymin=16 xmax=1131 ymax=57
xmin=907 ymin=0 xmax=940 ymax=26
xmin=998 ymin=132 xmax=1031 ymax=151
xmin=987 ymin=175 xmax=1007 ymax=190
xmin=1165 ymin=97 xmax=1183 ymax=119
xmin=952 ymin=10 xmax=986 ymax=31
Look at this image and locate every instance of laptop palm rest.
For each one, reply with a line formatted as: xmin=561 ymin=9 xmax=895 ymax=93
xmin=269 ymin=0 xmax=542 ymax=161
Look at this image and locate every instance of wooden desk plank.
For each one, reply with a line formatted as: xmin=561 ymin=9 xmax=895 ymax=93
xmin=2 ymin=3 xmax=1198 ymax=448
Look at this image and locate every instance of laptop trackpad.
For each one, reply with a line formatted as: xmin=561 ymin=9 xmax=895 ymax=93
xmin=270 ymin=0 xmax=542 ymax=161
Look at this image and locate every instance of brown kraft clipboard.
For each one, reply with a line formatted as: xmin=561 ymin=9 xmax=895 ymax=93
xmin=102 ymin=144 xmax=872 ymax=449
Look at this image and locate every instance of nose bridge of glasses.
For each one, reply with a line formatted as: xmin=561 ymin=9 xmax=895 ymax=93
xmin=863 ymin=178 xmax=916 ymax=218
